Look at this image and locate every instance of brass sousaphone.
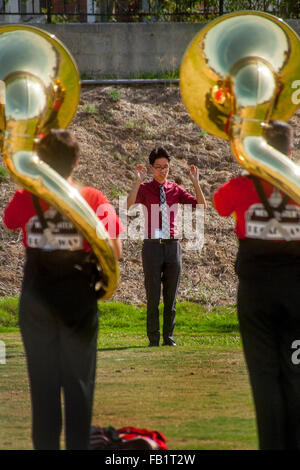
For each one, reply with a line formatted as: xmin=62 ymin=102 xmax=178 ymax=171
xmin=180 ymin=11 xmax=300 ymax=203
xmin=0 ymin=25 xmax=118 ymax=300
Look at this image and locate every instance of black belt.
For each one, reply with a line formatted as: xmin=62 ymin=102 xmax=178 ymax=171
xmin=144 ymin=238 xmax=179 ymax=244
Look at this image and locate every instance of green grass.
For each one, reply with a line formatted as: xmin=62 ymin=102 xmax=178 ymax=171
xmin=0 ymin=297 xmax=19 ymax=331
xmin=82 ymin=104 xmax=97 ymax=113
xmin=97 ymin=301 xmax=240 ymax=348
xmin=81 ymin=71 xmax=180 ymax=81
xmin=0 ymin=298 xmax=258 ymax=450
xmin=0 ymin=298 xmax=239 ymax=335
xmin=107 ymin=88 xmax=122 ymax=102
xmin=135 ymin=70 xmax=179 ymax=80
xmin=0 ymin=166 xmax=8 ymax=183
xmin=109 ymin=185 xmax=127 ymax=199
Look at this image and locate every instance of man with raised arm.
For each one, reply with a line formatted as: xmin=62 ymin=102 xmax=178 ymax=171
xmin=127 ymin=146 xmax=206 ymax=347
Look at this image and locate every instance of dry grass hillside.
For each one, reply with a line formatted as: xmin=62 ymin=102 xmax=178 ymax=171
xmin=1 ymin=85 xmax=300 ymax=308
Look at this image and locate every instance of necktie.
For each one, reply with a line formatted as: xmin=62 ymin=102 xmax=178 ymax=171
xmin=160 ymin=184 xmax=170 ymax=239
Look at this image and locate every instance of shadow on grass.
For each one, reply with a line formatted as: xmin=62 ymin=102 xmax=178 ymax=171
xmin=98 ymin=345 xmax=148 ymax=351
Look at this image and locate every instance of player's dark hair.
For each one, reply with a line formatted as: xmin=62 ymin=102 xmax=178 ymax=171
xmin=37 ymin=129 xmax=79 ymax=178
xmin=149 ymin=146 xmax=171 ymax=166
xmin=264 ymin=120 xmax=293 ymax=155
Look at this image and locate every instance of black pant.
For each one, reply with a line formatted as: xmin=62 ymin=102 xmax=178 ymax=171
xmin=237 ymin=275 xmax=300 ymax=449
xmin=142 ymin=240 xmax=181 ymax=344
xmin=19 ymin=250 xmax=99 ymax=450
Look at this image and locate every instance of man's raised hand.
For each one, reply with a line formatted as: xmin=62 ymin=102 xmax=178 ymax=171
xmin=135 ymin=164 xmax=147 ymax=183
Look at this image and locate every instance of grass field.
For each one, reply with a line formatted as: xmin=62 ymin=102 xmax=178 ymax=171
xmin=0 ymin=299 xmax=258 ymax=450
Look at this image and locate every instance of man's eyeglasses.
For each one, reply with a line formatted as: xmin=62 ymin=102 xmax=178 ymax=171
xmin=153 ymin=165 xmax=169 ymax=171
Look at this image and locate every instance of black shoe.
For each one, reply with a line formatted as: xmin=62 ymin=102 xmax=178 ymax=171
xmin=162 ymin=339 xmax=177 ymax=346
xmin=148 ymin=342 xmax=159 ymax=347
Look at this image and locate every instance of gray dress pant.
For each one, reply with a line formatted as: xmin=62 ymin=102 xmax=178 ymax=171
xmin=19 ymin=249 xmax=99 ymax=450
xmin=142 ymin=240 xmax=182 ymax=344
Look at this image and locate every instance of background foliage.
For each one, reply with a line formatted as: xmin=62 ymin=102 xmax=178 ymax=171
xmin=4 ymin=0 xmax=299 ymax=23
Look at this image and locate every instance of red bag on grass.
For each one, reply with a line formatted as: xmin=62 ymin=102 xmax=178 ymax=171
xmin=89 ymin=425 xmax=168 ymax=450
xmin=118 ymin=426 xmax=168 ymax=450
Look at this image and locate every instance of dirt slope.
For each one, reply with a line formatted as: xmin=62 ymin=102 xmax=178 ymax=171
xmin=1 ymin=85 xmax=299 ymax=308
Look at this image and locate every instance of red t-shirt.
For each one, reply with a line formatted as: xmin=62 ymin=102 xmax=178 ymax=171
xmin=135 ymin=179 xmax=198 ymax=238
xmin=3 ymin=186 xmax=123 ymax=251
xmin=213 ymin=175 xmax=300 ymax=241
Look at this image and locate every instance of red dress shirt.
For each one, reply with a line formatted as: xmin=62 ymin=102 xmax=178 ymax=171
xmin=135 ymin=179 xmax=198 ymax=239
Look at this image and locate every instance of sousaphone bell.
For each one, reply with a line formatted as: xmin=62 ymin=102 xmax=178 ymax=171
xmin=180 ymin=11 xmax=300 ymax=204
xmin=0 ymin=25 xmax=119 ymax=300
